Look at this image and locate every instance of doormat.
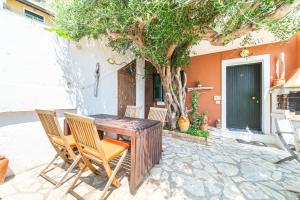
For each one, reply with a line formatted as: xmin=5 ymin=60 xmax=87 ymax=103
xmin=236 ymin=139 xmax=266 ymax=147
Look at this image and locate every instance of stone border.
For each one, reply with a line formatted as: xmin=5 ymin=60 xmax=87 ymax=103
xmin=163 ymin=130 xmax=208 ymax=145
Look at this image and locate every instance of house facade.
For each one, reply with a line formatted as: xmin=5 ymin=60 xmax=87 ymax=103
xmin=3 ymin=0 xmax=52 ymax=24
xmin=186 ymin=34 xmax=300 ymax=133
xmin=145 ymin=33 xmax=300 ymax=135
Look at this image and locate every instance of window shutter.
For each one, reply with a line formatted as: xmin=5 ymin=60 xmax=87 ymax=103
xmin=153 ymin=74 xmax=163 ymax=101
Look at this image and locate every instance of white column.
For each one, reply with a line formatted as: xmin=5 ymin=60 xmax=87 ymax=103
xmin=136 ymin=58 xmax=145 ymax=118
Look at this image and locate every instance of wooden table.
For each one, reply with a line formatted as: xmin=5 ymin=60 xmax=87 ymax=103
xmin=65 ymin=114 xmax=162 ymax=195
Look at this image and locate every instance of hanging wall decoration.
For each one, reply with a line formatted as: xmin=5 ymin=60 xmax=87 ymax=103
xmin=94 ymin=63 xmax=100 ymax=97
xmin=273 ymin=52 xmax=286 ymax=87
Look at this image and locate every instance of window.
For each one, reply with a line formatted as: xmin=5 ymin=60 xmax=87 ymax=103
xmin=153 ymin=74 xmax=164 ymax=102
xmin=24 ymin=9 xmax=44 ymax=23
xmin=152 ymin=71 xmax=185 ymax=102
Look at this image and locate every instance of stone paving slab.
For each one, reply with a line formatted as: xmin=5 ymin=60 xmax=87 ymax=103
xmin=1 ymin=133 xmax=300 ymax=200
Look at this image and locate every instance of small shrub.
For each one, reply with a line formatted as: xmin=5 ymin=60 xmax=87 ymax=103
xmin=186 ymin=127 xmax=209 ymax=138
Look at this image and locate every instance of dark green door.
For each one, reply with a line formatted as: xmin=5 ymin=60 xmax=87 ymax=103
xmin=226 ymin=63 xmax=262 ymax=131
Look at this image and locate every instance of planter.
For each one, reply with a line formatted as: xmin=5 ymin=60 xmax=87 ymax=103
xmin=200 ymin=123 xmax=208 ymax=131
xmin=163 ymin=130 xmax=207 ymax=145
xmin=0 ymin=155 xmax=9 ymax=184
xmin=178 ymin=116 xmax=190 ymax=132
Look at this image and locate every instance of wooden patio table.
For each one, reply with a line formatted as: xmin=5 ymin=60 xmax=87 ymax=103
xmin=64 ymin=114 xmax=162 ymax=195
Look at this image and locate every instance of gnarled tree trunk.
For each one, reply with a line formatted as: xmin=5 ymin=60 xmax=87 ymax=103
xmin=159 ymin=65 xmax=187 ymax=130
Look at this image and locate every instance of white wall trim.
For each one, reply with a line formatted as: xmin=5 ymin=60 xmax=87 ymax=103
xmin=221 ymin=54 xmax=271 ymax=134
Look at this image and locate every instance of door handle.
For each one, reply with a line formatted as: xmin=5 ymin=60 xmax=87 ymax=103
xmin=252 ymin=96 xmax=256 ymax=100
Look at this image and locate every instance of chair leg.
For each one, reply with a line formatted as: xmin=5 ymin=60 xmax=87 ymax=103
xmin=55 ymin=154 xmax=82 ymax=188
xmin=39 ymin=153 xmax=59 ymax=177
xmin=275 ymin=156 xmax=295 ymax=164
xmin=277 ymin=133 xmax=300 ymax=163
xmin=66 ymin=165 xmax=87 ymax=194
xmin=99 ymin=150 xmax=128 ymax=200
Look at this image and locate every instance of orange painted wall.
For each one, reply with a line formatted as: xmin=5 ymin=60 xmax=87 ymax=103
xmin=186 ymin=33 xmax=300 ymax=126
xmin=297 ymin=33 xmax=300 ymax=67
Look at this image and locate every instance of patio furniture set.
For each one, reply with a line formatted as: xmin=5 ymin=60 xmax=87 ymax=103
xmin=35 ymin=106 xmax=167 ymax=200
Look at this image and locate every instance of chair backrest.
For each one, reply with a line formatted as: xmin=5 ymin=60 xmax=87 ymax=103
xmin=64 ymin=112 xmax=106 ymax=161
xmin=36 ymin=109 xmax=75 ymax=162
xmin=124 ymin=105 xmax=140 ymax=118
xmin=147 ymin=107 xmax=168 ymax=125
xmin=275 ymin=119 xmax=294 ymax=133
xmin=36 ymin=109 xmax=62 ymax=139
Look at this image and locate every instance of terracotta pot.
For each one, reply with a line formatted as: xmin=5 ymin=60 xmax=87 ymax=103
xmin=178 ymin=116 xmax=190 ymax=132
xmin=0 ymin=155 xmax=9 ymax=184
xmin=200 ymin=123 xmax=208 ymax=131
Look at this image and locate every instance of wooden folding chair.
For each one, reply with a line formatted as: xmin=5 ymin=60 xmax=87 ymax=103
xmin=64 ymin=112 xmax=129 ymax=200
xmin=118 ymin=105 xmax=140 ymax=141
xmin=36 ymin=109 xmax=83 ymax=187
xmin=124 ymin=105 xmax=140 ymax=118
xmin=147 ymin=107 xmax=168 ymax=126
xmin=275 ymin=118 xmax=300 ymax=164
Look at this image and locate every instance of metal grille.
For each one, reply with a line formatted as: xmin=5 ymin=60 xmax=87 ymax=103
xmin=277 ymin=92 xmax=300 ymax=114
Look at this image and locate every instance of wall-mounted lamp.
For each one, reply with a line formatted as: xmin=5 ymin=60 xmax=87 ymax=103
xmin=107 ymin=58 xmax=127 ymax=65
xmin=240 ymin=48 xmax=250 ymax=58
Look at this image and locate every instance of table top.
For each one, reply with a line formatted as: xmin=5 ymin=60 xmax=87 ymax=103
xmin=90 ymin=114 xmax=161 ymax=135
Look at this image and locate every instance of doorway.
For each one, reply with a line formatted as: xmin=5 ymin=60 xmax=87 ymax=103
xmin=226 ymin=63 xmax=262 ymax=131
xmin=221 ymin=55 xmax=271 ymax=134
xmin=118 ymin=60 xmax=136 ymax=117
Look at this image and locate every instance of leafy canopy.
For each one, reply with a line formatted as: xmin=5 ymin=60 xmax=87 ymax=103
xmin=53 ymin=0 xmax=300 ymax=68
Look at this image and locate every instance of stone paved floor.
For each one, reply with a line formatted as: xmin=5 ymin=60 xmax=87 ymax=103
xmin=1 ymin=134 xmax=300 ymax=200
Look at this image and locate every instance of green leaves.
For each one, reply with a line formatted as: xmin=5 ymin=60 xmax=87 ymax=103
xmin=53 ymin=0 xmax=299 ymax=68
xmin=186 ymin=127 xmax=209 ymax=137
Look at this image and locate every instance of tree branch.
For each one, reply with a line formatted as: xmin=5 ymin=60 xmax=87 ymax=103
xmin=267 ymin=0 xmax=300 ymax=21
xmin=107 ymin=30 xmax=145 ymax=48
xmin=203 ymin=1 xmax=300 ymax=46
xmin=209 ymin=24 xmax=256 ymax=46
xmin=166 ymin=43 xmax=178 ymax=59
xmin=106 ymin=30 xmax=122 ymax=40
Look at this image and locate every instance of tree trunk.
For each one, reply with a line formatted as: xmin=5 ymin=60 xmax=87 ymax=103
xmin=162 ymin=81 xmax=178 ymax=130
xmin=150 ymin=63 xmax=187 ymax=130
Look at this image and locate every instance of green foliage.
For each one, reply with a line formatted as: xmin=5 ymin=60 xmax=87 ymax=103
xmin=267 ymin=6 xmax=300 ymax=40
xmin=190 ymin=91 xmax=199 ymax=122
xmin=187 ymin=91 xmax=209 ymax=137
xmin=199 ymin=111 xmax=207 ymax=125
xmin=52 ymin=0 xmax=300 ymax=70
xmin=187 ymin=127 xmax=209 ymax=138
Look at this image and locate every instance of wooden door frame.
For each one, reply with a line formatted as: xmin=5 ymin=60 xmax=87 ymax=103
xmin=117 ymin=60 xmax=136 ymax=117
xmin=221 ymin=55 xmax=270 ymax=134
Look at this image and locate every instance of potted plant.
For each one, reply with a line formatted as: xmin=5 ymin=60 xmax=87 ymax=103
xmin=178 ymin=115 xmax=190 ymax=132
xmin=196 ymin=80 xmax=202 ymax=87
xmin=199 ymin=112 xmax=208 ymax=131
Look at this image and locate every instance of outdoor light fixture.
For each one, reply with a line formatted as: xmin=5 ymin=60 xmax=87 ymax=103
xmin=240 ymin=48 xmax=250 ymax=58
xmin=107 ymin=58 xmax=127 ymax=65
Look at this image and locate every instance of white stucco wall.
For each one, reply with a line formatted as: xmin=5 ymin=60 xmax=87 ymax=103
xmin=0 ymin=9 xmax=145 ymax=176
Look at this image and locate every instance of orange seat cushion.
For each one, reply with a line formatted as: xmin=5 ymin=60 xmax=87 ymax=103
xmin=82 ymin=138 xmax=129 ymax=161
xmin=52 ymin=135 xmax=76 ymax=148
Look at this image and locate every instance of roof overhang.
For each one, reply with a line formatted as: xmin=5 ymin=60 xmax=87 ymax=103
xmin=284 ymin=68 xmax=300 ymax=88
xmin=190 ymin=29 xmax=278 ymax=56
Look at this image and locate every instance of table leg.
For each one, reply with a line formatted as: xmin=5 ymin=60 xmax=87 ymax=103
xmin=129 ymin=135 xmax=137 ymax=195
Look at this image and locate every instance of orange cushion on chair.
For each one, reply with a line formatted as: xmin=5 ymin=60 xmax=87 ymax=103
xmin=52 ymin=135 xmax=76 ymax=148
xmin=0 ymin=156 xmax=9 ymax=184
xmin=82 ymin=138 xmax=129 ymax=161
